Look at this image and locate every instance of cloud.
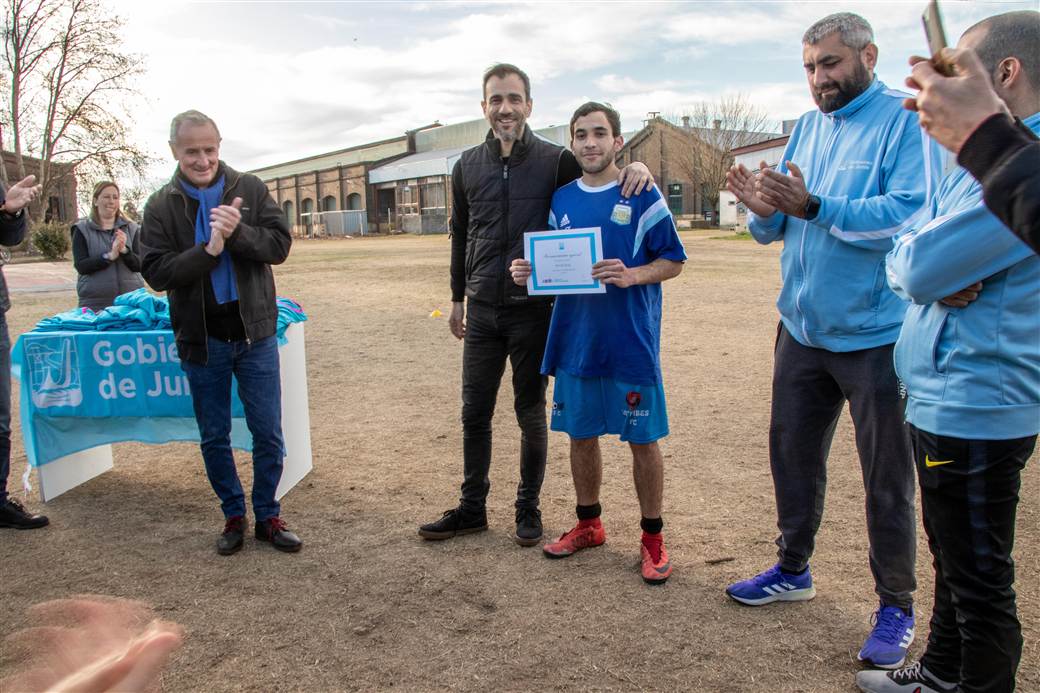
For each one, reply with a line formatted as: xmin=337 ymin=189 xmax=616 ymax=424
xmin=100 ymin=0 xmax=1031 ymax=188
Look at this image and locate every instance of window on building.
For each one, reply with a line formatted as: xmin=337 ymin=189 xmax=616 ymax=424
xmin=301 ymin=198 xmax=314 ymax=234
xmin=420 ymin=181 xmax=446 ymax=212
xmin=346 ymin=193 xmax=362 ymax=210
xmin=398 ymin=182 xmax=419 ymax=216
xmin=283 ymin=200 xmax=295 ymax=226
xmin=667 ymin=182 xmax=683 ymax=216
xmin=321 ymin=195 xmax=337 ymax=212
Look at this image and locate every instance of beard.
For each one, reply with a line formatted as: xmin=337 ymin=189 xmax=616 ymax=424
xmin=578 ymin=152 xmax=613 ymax=175
xmin=491 ymin=114 xmax=526 ymax=143
xmin=813 ymin=59 xmax=873 ymax=113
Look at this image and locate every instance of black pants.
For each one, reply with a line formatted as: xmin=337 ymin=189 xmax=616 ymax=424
xmin=0 ymin=312 xmax=11 ymax=503
xmin=459 ymin=299 xmax=552 ymax=513
xmin=770 ymin=325 xmax=917 ymax=608
xmin=912 ymin=425 xmax=1035 ymax=693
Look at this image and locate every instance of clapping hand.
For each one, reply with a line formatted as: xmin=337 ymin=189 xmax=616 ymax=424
xmin=726 ymin=163 xmax=776 ymax=217
xmin=757 ymin=162 xmax=811 ymax=218
xmin=0 ymin=596 xmax=182 ymax=693
xmin=111 ymin=230 xmax=127 ymax=256
xmin=205 ymin=197 xmax=243 ymax=256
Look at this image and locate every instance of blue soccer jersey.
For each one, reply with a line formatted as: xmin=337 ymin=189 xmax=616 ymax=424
xmin=541 ymin=179 xmax=686 ymax=385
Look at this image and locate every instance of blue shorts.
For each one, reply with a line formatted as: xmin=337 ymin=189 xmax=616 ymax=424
xmin=550 ymin=369 xmax=669 ymax=443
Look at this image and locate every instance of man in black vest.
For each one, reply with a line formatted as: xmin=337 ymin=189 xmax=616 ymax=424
xmin=419 ymin=64 xmax=652 ymax=546
xmin=0 ymin=174 xmax=48 ymax=530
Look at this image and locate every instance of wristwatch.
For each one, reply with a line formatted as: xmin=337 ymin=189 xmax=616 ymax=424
xmin=803 ymin=194 xmax=821 ymax=221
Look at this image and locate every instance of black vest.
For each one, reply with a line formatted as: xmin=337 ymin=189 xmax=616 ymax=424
xmin=459 ymin=126 xmax=563 ymax=306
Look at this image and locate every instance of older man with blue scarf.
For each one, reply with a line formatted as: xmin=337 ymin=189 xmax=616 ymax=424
xmin=141 ymin=110 xmax=300 ymax=555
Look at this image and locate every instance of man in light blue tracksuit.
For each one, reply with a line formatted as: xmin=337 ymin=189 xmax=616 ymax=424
xmin=858 ymin=11 xmax=1039 ymax=693
xmin=724 ymin=12 xmax=944 ymax=669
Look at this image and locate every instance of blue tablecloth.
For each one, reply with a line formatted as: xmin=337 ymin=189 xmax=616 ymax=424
xmin=12 ymin=293 xmax=307 ymax=468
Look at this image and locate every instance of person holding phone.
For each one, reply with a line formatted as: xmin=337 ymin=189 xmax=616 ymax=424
xmin=906 ymin=45 xmax=1040 ymax=254
xmin=859 ymin=10 xmax=1040 ymax=693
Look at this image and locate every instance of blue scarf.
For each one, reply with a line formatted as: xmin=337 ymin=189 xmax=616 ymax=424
xmin=179 ymin=175 xmax=239 ymax=304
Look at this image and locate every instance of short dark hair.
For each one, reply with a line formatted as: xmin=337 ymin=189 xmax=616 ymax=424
xmin=964 ymin=10 xmax=1040 ymax=90
xmin=569 ymin=101 xmax=622 ymax=138
xmin=482 ymin=63 xmax=531 ymax=101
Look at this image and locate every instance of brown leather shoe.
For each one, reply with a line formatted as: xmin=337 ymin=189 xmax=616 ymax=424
xmin=255 ymin=516 xmax=302 ymax=552
xmin=217 ymin=515 xmax=245 ymax=555
xmin=0 ymin=498 xmax=49 ymax=530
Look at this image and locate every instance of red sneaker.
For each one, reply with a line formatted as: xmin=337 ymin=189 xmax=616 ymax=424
xmin=641 ymin=539 xmax=673 ymax=584
xmin=542 ymin=521 xmax=606 ymax=559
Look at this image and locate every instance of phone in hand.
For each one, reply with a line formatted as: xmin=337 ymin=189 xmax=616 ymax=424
xmin=922 ymin=0 xmax=956 ymax=76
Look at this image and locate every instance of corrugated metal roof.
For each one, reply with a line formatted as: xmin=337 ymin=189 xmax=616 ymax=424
xmin=368 ymin=146 xmax=468 ymax=184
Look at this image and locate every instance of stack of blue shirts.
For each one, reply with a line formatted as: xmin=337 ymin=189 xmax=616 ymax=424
xmin=32 ymin=290 xmax=307 ymax=339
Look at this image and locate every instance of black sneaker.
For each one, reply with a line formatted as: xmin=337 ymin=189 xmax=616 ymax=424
xmin=514 ymin=506 xmax=542 ymax=546
xmin=217 ymin=515 xmax=245 ymax=555
xmin=418 ymin=507 xmax=488 ymax=540
xmin=0 ymin=498 xmax=49 ymax=530
xmin=255 ymin=516 xmax=302 ymax=553
xmin=855 ymin=661 xmax=957 ymax=692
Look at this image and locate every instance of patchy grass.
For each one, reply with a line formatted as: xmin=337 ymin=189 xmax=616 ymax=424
xmin=1 ymin=235 xmax=1036 ymax=692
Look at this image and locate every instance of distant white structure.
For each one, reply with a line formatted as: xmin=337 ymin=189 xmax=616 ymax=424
xmin=719 ymin=126 xmax=793 ymax=229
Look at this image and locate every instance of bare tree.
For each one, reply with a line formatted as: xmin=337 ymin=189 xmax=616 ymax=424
xmin=669 ymin=94 xmax=776 ymax=222
xmin=2 ymin=0 xmax=151 ymax=221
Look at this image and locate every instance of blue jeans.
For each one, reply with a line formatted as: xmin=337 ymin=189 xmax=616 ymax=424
xmin=181 ymin=336 xmax=284 ymax=521
xmin=0 ymin=312 xmax=11 ymax=503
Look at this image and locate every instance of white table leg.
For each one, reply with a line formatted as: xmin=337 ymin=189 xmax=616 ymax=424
xmin=37 ymin=445 xmax=114 ymax=502
xmin=275 ymin=322 xmax=313 ymax=500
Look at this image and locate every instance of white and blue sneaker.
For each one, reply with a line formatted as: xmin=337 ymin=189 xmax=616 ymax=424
xmin=725 ymin=563 xmax=816 ymax=605
xmin=858 ymin=604 xmax=915 ymax=669
xmin=855 ymin=661 xmax=957 ymax=692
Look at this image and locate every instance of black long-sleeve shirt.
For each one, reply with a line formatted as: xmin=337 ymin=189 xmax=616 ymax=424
xmin=0 ymin=186 xmax=27 ymax=247
xmin=71 ymin=224 xmax=142 ymax=275
xmin=958 ymin=113 xmax=1040 ymax=255
xmin=0 ymin=183 xmax=28 ymax=312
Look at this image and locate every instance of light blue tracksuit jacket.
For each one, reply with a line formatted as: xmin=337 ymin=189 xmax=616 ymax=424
xmin=886 ymin=112 xmax=1040 ymax=441
xmin=749 ymin=79 xmax=945 ymax=352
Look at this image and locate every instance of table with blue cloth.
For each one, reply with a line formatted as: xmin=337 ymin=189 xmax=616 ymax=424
xmin=11 ymin=289 xmax=312 ymax=501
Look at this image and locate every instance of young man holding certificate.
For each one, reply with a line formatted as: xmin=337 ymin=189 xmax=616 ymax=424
xmin=510 ymin=102 xmax=686 ymax=584
xmin=419 ymin=65 xmax=653 ymax=547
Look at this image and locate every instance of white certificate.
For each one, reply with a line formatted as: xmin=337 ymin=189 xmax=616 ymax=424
xmin=524 ymin=227 xmax=606 ymax=295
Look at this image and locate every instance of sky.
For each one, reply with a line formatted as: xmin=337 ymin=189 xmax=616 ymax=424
xmin=107 ymin=0 xmax=1034 ymax=187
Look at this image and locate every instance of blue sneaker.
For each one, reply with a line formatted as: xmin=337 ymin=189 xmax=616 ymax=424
xmin=858 ymin=604 xmax=915 ymax=669
xmin=725 ymin=563 xmax=816 ymax=606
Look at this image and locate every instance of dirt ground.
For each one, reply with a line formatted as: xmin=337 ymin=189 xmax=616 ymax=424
xmin=0 ymin=234 xmax=1036 ymax=692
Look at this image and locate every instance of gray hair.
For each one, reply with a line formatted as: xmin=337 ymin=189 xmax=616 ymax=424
xmin=803 ymin=12 xmax=874 ymax=50
xmin=168 ymin=110 xmax=221 ymax=145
